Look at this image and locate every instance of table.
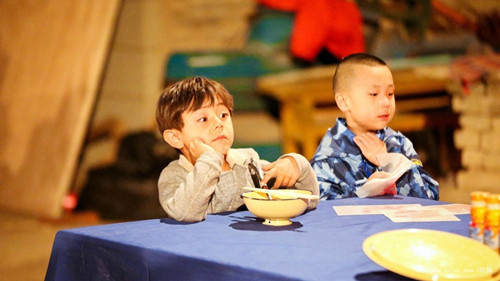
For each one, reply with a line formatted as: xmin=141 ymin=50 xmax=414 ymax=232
xmin=256 ymin=57 xmax=455 ymax=159
xmin=45 ymin=196 xmax=469 ymax=281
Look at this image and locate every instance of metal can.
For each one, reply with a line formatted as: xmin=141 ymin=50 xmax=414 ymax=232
xmin=484 ymin=194 xmax=500 ymax=252
xmin=469 ymin=221 xmax=485 ymax=243
xmin=469 ymin=191 xmax=489 ymax=242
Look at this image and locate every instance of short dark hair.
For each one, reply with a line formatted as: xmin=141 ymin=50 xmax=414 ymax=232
xmin=332 ymin=53 xmax=387 ymax=94
xmin=156 ymin=76 xmax=234 ymax=134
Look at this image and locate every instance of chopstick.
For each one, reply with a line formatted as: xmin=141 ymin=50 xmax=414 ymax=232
xmin=242 ymin=187 xmax=319 ymax=200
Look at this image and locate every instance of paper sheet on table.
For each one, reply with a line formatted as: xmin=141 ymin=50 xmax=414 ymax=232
xmin=381 ymin=206 xmax=461 ymax=223
xmin=355 ymin=153 xmax=414 ymax=198
xmin=422 ymin=203 xmax=471 ymax=215
xmin=333 ymin=204 xmax=422 ymax=215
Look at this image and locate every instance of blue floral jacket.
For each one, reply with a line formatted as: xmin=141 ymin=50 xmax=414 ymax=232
xmin=310 ymin=118 xmax=439 ymax=200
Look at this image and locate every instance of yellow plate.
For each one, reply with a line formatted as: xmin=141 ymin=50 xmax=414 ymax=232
xmin=363 ymin=229 xmax=500 ymax=281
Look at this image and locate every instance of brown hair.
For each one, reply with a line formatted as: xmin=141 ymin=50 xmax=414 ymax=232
xmin=156 ymin=76 xmax=234 ymax=134
xmin=332 ymin=53 xmax=388 ymax=94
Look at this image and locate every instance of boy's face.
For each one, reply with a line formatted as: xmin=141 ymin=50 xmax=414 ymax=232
xmin=340 ymin=64 xmax=395 ymax=135
xmin=177 ymin=97 xmax=234 ymax=157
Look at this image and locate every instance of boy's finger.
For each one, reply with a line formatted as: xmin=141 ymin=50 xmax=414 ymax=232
xmin=193 ymin=137 xmax=206 ymax=145
xmin=281 ymin=178 xmax=292 ymax=187
xmin=358 ymin=133 xmax=380 ymax=145
xmin=261 ymin=162 xmax=274 ymax=171
xmin=261 ymin=168 xmax=276 ymax=184
xmin=271 ymin=175 xmax=283 ymax=189
xmin=364 ymin=132 xmax=378 ymax=142
xmin=353 ymin=138 xmax=368 ymax=151
xmin=353 ymin=136 xmax=363 ymax=146
xmin=362 ymin=136 xmax=376 ymax=147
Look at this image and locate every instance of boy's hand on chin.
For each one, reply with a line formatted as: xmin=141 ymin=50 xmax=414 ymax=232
xmin=188 ymin=138 xmax=214 ymax=162
xmin=353 ymin=132 xmax=387 ymax=166
xmin=261 ymin=157 xmax=299 ymax=189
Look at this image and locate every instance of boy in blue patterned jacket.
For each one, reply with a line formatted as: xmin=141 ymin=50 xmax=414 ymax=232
xmin=310 ymin=53 xmax=439 ymax=200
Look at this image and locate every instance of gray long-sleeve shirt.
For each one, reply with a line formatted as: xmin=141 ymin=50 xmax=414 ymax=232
xmin=158 ymin=148 xmax=319 ymax=222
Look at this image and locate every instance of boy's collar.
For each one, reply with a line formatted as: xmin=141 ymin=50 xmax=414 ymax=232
xmin=226 ymin=149 xmax=247 ymax=167
xmin=178 ymin=149 xmax=248 ymax=171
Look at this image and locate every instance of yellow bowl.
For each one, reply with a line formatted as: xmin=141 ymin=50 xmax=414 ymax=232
xmin=242 ymin=189 xmax=311 ymax=226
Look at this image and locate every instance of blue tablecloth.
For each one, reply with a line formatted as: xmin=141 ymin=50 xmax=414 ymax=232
xmin=45 ymin=195 xmax=469 ymax=281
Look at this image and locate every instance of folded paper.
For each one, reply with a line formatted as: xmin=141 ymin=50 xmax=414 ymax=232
xmin=355 ymin=153 xmax=414 ymax=198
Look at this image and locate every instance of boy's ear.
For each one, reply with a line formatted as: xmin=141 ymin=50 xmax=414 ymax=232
xmin=163 ymin=129 xmax=184 ymax=149
xmin=335 ymin=93 xmax=349 ymax=112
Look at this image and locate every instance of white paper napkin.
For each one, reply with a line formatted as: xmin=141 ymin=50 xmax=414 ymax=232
xmin=355 ymin=153 xmax=414 ymax=198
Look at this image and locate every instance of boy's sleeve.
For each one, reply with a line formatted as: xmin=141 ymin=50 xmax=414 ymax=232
xmin=280 ymin=153 xmax=320 ymax=208
xmin=158 ymin=151 xmax=223 ymax=222
xmin=396 ymin=165 xmax=439 ymax=200
xmin=394 ymin=138 xmax=440 ymax=200
xmin=310 ymin=157 xmax=367 ymax=200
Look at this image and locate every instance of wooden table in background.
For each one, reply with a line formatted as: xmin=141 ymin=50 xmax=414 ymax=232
xmin=257 ymin=62 xmax=453 ymax=159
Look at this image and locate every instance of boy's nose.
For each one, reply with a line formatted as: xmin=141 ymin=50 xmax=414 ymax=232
xmin=212 ymin=116 xmax=223 ymax=130
xmin=380 ymin=96 xmax=390 ymax=107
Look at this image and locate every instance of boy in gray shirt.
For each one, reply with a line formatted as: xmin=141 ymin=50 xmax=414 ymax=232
xmin=156 ymin=76 xmax=319 ymax=222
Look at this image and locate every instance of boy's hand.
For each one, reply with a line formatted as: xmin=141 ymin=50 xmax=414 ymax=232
xmin=261 ymin=156 xmax=299 ymax=189
xmin=353 ymin=133 xmax=387 ymax=166
xmin=368 ymin=171 xmax=396 ymax=195
xmin=187 ymin=138 xmax=214 ymax=162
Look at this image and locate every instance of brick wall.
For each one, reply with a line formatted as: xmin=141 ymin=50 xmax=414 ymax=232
xmin=449 ymin=58 xmax=500 ymax=193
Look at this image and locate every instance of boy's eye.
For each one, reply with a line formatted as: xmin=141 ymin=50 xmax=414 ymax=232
xmin=370 ymin=93 xmax=378 ymax=96
xmin=198 ymin=117 xmax=207 ymax=122
xmin=220 ymin=112 xmax=229 ymax=119
xmin=388 ymin=92 xmax=394 ymax=97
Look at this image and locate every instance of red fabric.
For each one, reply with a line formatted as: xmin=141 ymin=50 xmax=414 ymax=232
xmin=258 ymin=0 xmax=365 ymax=61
